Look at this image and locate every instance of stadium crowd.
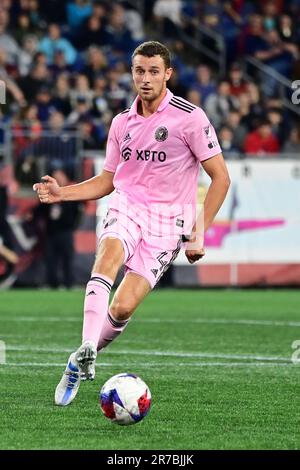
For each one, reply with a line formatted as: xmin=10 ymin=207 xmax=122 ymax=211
xmin=0 ymin=0 xmax=300 ymax=182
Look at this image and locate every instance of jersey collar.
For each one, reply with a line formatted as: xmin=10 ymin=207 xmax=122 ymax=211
xmin=129 ymin=88 xmax=173 ymax=116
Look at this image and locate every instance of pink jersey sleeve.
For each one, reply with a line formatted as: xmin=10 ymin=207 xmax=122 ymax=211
xmin=103 ymin=116 xmax=120 ymax=173
xmin=183 ymin=107 xmax=222 ymax=162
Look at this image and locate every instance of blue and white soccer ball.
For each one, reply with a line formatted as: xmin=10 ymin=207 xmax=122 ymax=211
xmin=99 ymin=373 xmax=151 ymax=425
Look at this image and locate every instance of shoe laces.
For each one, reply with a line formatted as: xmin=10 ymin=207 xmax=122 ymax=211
xmin=65 ymin=370 xmax=80 ymax=389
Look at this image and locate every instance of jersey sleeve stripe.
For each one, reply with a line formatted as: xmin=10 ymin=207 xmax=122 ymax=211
xmin=171 ymin=96 xmax=196 ymax=110
xmin=169 ymin=101 xmax=193 ymax=113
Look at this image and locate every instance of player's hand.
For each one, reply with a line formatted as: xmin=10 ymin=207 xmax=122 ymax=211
xmin=32 ymin=175 xmax=62 ymax=204
xmin=185 ymin=237 xmax=205 ymax=264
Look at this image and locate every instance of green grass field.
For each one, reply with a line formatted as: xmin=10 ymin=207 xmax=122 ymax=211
xmin=0 ymin=288 xmax=300 ymax=450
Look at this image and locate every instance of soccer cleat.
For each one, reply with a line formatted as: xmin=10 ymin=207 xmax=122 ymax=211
xmin=75 ymin=340 xmax=97 ymax=382
xmin=54 ymin=353 xmax=81 ymax=406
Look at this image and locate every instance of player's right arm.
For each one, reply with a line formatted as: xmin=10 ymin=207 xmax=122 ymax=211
xmin=33 ymin=170 xmax=115 ymax=204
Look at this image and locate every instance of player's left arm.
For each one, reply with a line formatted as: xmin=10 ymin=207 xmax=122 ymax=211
xmin=185 ymin=153 xmax=230 ymax=264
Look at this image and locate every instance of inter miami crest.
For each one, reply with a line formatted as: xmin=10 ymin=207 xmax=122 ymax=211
xmin=155 ymin=126 xmax=168 ymax=142
xmin=122 ymin=147 xmax=132 ymax=161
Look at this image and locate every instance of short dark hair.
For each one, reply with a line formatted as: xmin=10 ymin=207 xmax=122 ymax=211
xmin=132 ymin=41 xmax=171 ymax=69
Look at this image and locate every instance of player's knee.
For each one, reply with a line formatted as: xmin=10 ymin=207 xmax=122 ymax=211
xmin=94 ymin=241 xmax=124 ymax=273
xmin=94 ymin=252 xmax=119 ymax=272
xmin=110 ymin=300 xmax=135 ymax=321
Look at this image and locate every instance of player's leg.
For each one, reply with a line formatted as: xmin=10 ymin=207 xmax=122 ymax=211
xmin=81 ymin=236 xmax=125 ymax=347
xmin=77 ymin=236 xmax=126 ymax=381
xmin=54 ymin=236 xmax=125 ymax=406
xmin=96 ymin=272 xmax=151 ymax=352
xmin=95 ymin=234 xmax=182 ymax=354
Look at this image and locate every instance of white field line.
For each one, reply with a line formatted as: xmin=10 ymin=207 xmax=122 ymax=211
xmin=0 ymin=362 xmax=294 ymax=368
xmin=142 ymin=318 xmax=300 ymax=327
xmin=1 ymin=316 xmax=300 ymax=327
xmin=3 ymin=345 xmax=292 ymax=362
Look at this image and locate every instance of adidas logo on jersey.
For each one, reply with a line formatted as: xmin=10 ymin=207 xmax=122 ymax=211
xmin=123 ymin=133 xmax=131 ymax=142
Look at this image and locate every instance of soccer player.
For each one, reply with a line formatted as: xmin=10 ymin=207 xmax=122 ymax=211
xmin=33 ymin=41 xmax=230 ymax=406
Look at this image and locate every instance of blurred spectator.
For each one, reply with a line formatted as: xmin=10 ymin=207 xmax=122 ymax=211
xmin=250 ymin=28 xmax=299 ymax=96
xmin=192 ymin=64 xmax=216 ymax=104
xmin=78 ymin=117 xmax=104 ymax=149
xmin=91 ymin=1 xmax=108 ymax=21
xmin=12 ymin=103 xmax=42 ymax=159
xmin=167 ymin=39 xmax=195 ymax=83
xmin=114 ymin=60 xmax=131 ymax=90
xmin=17 ymin=62 xmax=50 ymax=102
xmin=91 ymin=76 xmax=110 ymax=119
xmin=0 ymin=173 xmax=19 ymax=267
xmin=34 ymin=51 xmax=48 ymax=66
xmin=50 ymin=49 xmax=74 ymax=79
xmin=67 ymin=96 xmax=92 ymax=125
xmin=0 ymin=48 xmax=26 ymax=107
xmin=153 ymin=0 xmax=182 ymax=26
xmin=0 ymin=0 xmax=12 ymax=12
xmin=123 ymin=1 xmax=145 ymax=41
xmin=205 ymin=79 xmax=239 ymax=128
xmin=218 ymin=125 xmax=240 ymax=159
xmin=66 ymin=0 xmax=93 ymax=31
xmin=83 ymin=46 xmax=108 ymax=86
xmin=38 ymin=23 xmax=77 ymax=65
xmin=105 ymin=65 xmax=128 ymax=113
xmin=13 ymin=12 xmax=35 ymax=46
xmin=18 ymin=33 xmax=39 ymax=76
xmin=0 ymin=8 xmax=20 ymax=65
xmin=243 ymin=13 xmax=264 ymax=59
xmin=167 ymin=67 xmax=188 ymax=98
xmin=202 ymin=0 xmax=223 ymax=31
xmin=223 ymin=0 xmax=244 ymax=26
xmin=244 ymin=120 xmax=280 ymax=155
xmin=220 ymin=1 xmax=245 ymax=63
xmin=226 ymin=110 xmax=247 ymax=151
xmin=52 ymin=73 xmax=72 ymax=117
xmin=75 ymin=12 xmax=109 ymax=50
xmin=69 ymin=73 xmax=94 ymax=108
xmin=103 ymin=3 xmax=136 ymax=54
xmin=186 ymin=88 xmax=201 ymax=107
xmin=33 ymin=167 xmax=82 ymax=289
xmin=26 ymin=0 xmax=46 ymax=31
xmin=282 ymin=125 xmax=300 ymax=154
xmin=227 ymin=62 xmax=249 ymax=97
xmin=234 ymin=83 xmax=265 ymax=132
xmin=35 ymin=86 xmax=56 ymax=122
xmin=153 ymin=0 xmax=183 ymax=38
xmin=16 ymin=0 xmax=45 ymax=29
xmin=277 ymin=14 xmax=299 ymax=44
xmin=21 ymin=111 xmax=78 ymax=180
xmin=262 ymin=1 xmax=279 ymax=32
xmin=266 ymin=107 xmax=289 ymax=145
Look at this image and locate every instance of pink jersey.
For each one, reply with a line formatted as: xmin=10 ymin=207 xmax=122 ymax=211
xmin=103 ymin=89 xmax=222 ymax=236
